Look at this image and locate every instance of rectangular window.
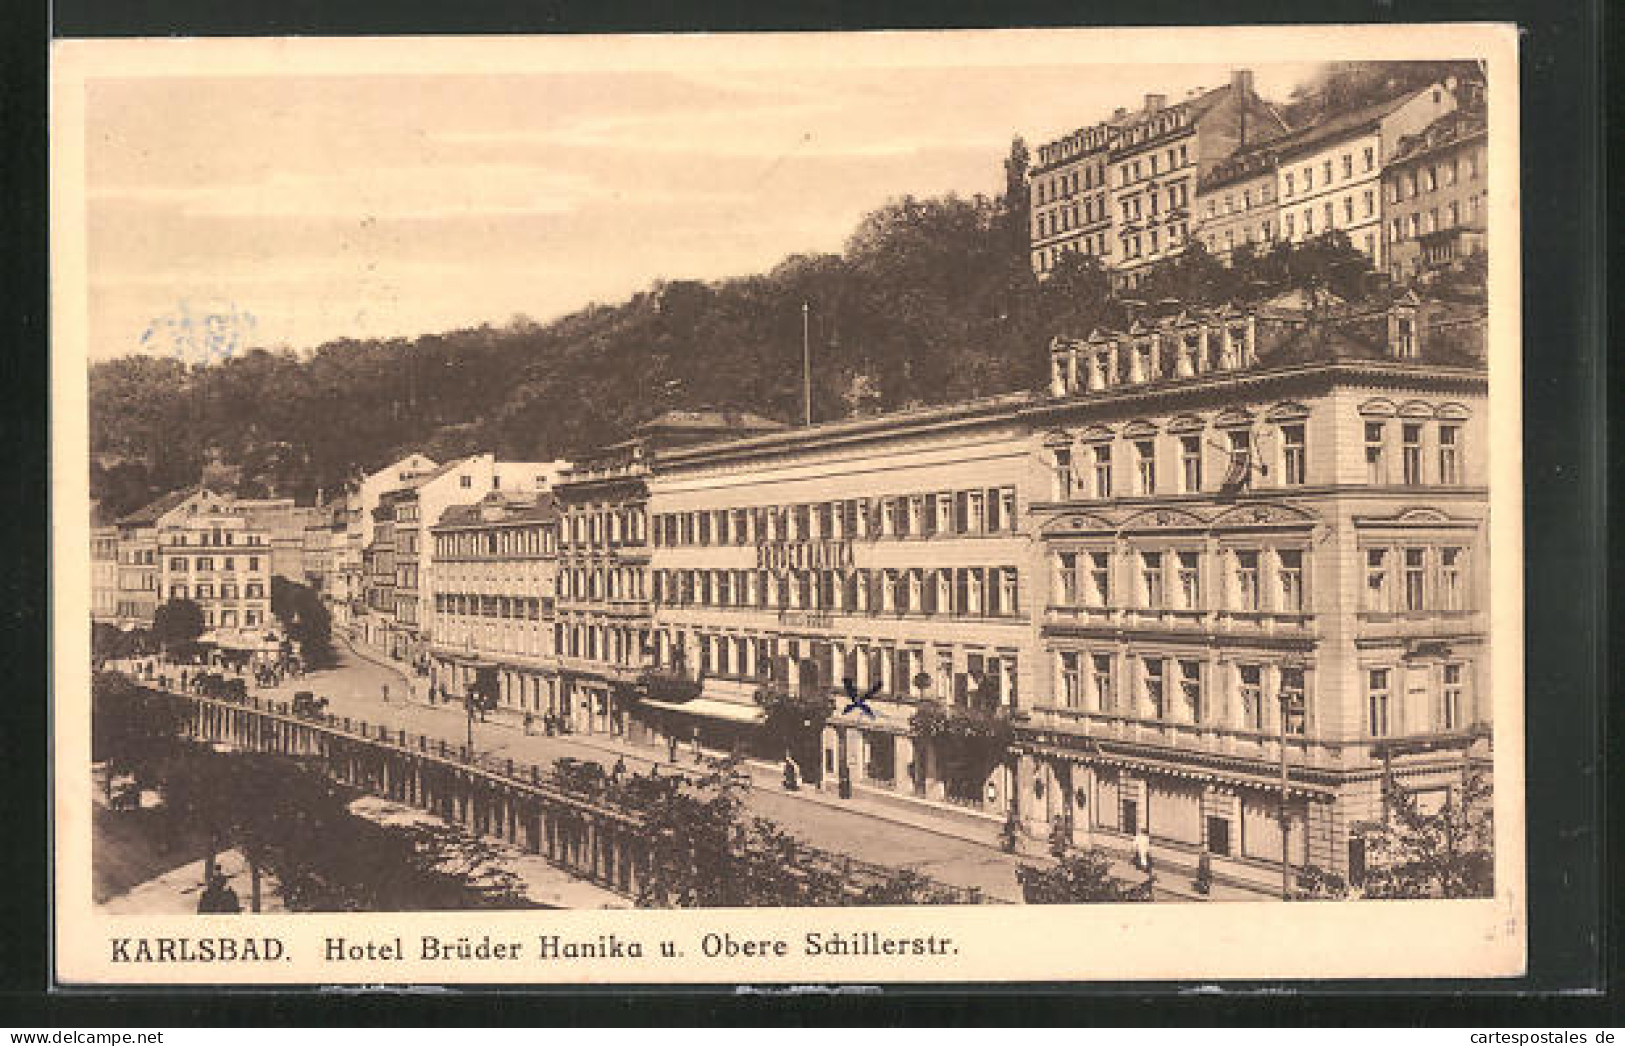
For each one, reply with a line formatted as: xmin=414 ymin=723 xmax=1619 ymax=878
xmin=1056 ymin=552 xmax=1078 ymax=605
xmin=1403 ymin=548 xmax=1428 ymax=611
xmin=1234 ymin=550 xmax=1260 ymax=611
xmin=1238 ymin=665 xmax=1264 ymax=730
xmin=1442 ymin=664 xmax=1465 ymax=730
xmin=1140 ymin=551 xmax=1164 ymax=608
xmin=1367 ymin=669 xmax=1391 ymax=736
xmin=1143 ymin=658 xmax=1165 ymax=718
xmin=1176 ymin=551 xmax=1201 ymax=610
xmin=1060 ymin=652 xmax=1082 ymax=708
xmin=1402 ymin=423 xmax=1424 ymax=484
xmin=1440 ymin=547 xmax=1465 ymax=611
xmin=1001 ymin=569 xmax=1019 ymax=617
xmin=1092 ymin=654 xmax=1114 ymax=711
xmin=1364 ymin=548 xmax=1389 ymax=611
xmin=1179 ymin=660 xmax=1203 ymax=721
xmin=1365 ymin=422 xmax=1387 ymax=484
xmin=1439 ymin=424 xmax=1462 ymax=484
xmin=1280 ymin=667 xmax=1307 ymax=735
xmin=1086 ymin=551 xmax=1110 ymax=607
xmin=1224 ymin=429 xmax=1252 ymax=487
xmin=1281 ymin=423 xmax=1306 ymax=485
xmin=967 ymin=491 xmax=986 ymax=533
xmin=1180 ymin=435 xmax=1203 ymax=492
xmin=1277 ymin=549 xmax=1304 ymax=614
xmin=1091 ymin=444 xmax=1113 ymax=499
xmin=1135 ymin=440 xmax=1156 ymax=495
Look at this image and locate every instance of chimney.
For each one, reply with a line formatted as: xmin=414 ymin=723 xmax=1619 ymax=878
xmin=1231 ymin=68 xmax=1255 ymax=95
xmin=1145 ymin=93 xmax=1166 ymax=113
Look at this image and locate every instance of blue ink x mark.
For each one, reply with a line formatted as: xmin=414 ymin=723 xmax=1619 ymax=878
xmin=841 ymin=677 xmax=880 ymax=719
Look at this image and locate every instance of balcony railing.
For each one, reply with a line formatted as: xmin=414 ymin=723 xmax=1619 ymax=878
xmin=1046 ymin=603 xmax=1316 ymax=634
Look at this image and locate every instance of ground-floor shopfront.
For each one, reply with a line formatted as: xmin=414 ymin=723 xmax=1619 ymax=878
xmin=1011 ymin=732 xmax=1489 ymax=885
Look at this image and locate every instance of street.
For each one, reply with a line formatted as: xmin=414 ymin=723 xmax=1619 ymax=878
xmin=250 ymin=635 xmax=1033 ymax=901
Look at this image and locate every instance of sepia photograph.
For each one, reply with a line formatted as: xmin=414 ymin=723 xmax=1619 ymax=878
xmin=51 ymin=27 xmax=1525 ymax=984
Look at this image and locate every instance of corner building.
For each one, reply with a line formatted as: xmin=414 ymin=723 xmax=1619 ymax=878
xmin=1020 ymin=290 xmax=1490 ymax=885
xmin=646 ymin=395 xmax=1039 ymax=812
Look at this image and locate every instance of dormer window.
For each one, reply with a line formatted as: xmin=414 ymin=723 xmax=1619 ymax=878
xmin=1396 ymin=316 xmax=1418 ymax=358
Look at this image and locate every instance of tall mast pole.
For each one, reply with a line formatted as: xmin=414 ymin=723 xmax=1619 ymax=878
xmin=802 ymin=301 xmax=812 ymax=426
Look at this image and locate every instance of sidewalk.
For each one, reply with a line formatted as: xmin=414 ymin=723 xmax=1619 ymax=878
xmin=392 ymin=686 xmax=1267 ymax=903
xmin=236 ymin=641 xmax=1277 ymax=903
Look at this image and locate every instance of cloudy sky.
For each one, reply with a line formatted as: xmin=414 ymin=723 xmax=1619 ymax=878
xmin=79 ymin=39 xmax=1325 ymax=361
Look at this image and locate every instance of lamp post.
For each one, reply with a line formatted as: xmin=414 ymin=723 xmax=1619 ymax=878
xmin=464 ymin=687 xmax=477 ymax=758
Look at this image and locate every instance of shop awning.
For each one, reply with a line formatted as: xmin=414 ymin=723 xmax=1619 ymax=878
xmin=640 ymin=697 xmax=763 ymax=725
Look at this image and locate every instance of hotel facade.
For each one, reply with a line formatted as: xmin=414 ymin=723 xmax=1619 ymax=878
xmin=389 ymin=289 xmax=1490 ymax=886
xmin=427 ymin=490 xmax=561 ymax=708
xmin=645 ymin=394 xmax=1038 ymax=808
xmin=1020 ymin=290 xmax=1489 ymax=881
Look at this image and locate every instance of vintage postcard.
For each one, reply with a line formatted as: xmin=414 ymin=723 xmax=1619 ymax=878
xmin=51 ymin=25 xmax=1525 ymax=985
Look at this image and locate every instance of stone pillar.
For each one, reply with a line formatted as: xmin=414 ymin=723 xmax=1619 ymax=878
xmin=894 ymin=734 xmax=916 ymax=795
xmin=1016 ymin=751 xmax=1043 ymax=833
xmin=923 ymin=740 xmax=947 ymax=802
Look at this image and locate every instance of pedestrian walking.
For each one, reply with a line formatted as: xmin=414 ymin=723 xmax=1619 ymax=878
xmin=666 ymin=734 xmax=678 ymax=764
xmin=381 ymin=683 xmax=390 ymax=704
xmin=612 ymin=757 xmax=627 ymax=782
xmin=523 ymin=712 xmax=534 ymax=736
xmin=1133 ymin=828 xmax=1152 ymax=872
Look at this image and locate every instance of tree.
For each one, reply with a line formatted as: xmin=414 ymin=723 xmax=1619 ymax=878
xmin=1359 ymin=769 xmax=1494 ymax=899
xmin=270 ymin=576 xmax=334 ymax=667
xmin=753 ymin=686 xmax=834 ymax=784
xmin=998 ymin=136 xmax=1032 ymax=254
xmin=1015 ymin=847 xmax=1151 ymax=903
xmin=151 ymin=598 xmax=206 ymax=653
xmin=908 ymin=699 xmax=1013 ymax=804
xmin=91 ymin=621 xmax=125 ymax=669
xmin=91 ymin=671 xmax=188 ymax=803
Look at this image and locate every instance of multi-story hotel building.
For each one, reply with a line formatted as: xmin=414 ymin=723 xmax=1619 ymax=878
xmin=232 ymin=497 xmax=321 ymax=581
xmin=91 ymin=526 xmax=121 ymax=624
xmin=1029 ymin=120 xmax=1116 ymax=276
xmin=157 ymin=508 xmax=273 ymax=632
xmin=335 ymin=453 xmax=438 ymax=627
xmin=362 ymin=494 xmax=400 ymax=652
xmin=1020 ymin=288 xmax=1489 ymax=884
xmin=552 ymin=410 xmax=783 ymax=738
xmin=1194 ymin=148 xmax=1281 ymax=262
xmin=301 ymin=501 xmax=346 ymax=601
xmin=109 ymin=486 xmax=211 ymax=627
xmin=354 ymin=453 xmax=565 ymax=663
xmin=1271 ymin=83 xmax=1457 ymax=271
xmin=1382 ymin=108 xmax=1488 ymax=285
xmin=427 ymin=490 xmax=560 ymax=709
xmin=645 ymin=397 xmax=1040 ymax=808
xmin=1029 ymin=70 xmax=1287 ymax=284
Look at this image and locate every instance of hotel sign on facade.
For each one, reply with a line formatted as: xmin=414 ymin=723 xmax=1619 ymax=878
xmin=755 ymin=538 xmax=856 ymax=573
